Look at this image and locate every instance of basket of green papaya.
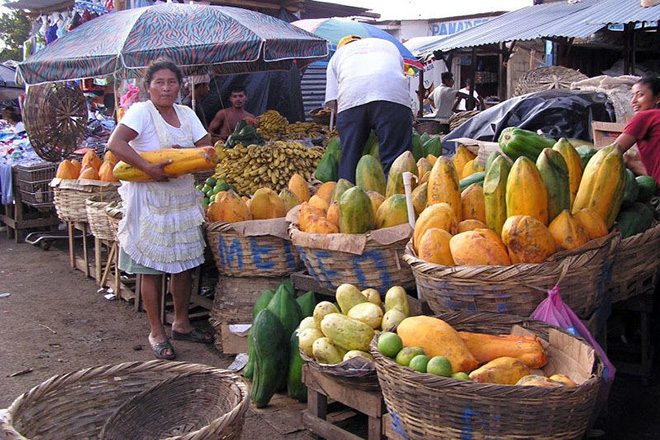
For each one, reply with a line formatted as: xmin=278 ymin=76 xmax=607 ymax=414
xmin=297 ymin=283 xmax=416 ymax=392
xmin=370 ymin=312 xmax=604 ymax=440
xmin=608 ymin=175 xmax=660 ymax=303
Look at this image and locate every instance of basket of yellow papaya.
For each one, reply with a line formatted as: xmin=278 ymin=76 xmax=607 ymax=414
xmin=607 ymin=175 xmax=660 ymax=303
xmin=370 ymin=312 xmax=604 ymax=440
xmin=404 ymin=140 xmax=623 ymax=319
xmin=288 ymin=152 xmax=419 ymax=293
xmin=298 ymin=283 xmax=417 ymax=391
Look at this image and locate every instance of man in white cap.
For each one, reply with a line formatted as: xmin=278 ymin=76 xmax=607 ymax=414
xmin=182 ymin=74 xmax=211 ymax=129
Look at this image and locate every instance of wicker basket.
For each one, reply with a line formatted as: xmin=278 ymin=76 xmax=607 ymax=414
xmin=608 ymin=223 xmax=660 ymax=303
xmin=85 ymin=197 xmax=117 ymax=242
xmin=371 ymin=312 xmax=604 ymax=440
xmin=414 ymin=120 xmax=444 ymax=135
xmin=51 ymin=178 xmax=121 ymax=223
xmin=448 ymin=110 xmax=480 ymax=132
xmin=309 ymin=107 xmax=331 ymax=125
xmin=13 ymin=163 xmax=58 ymax=210
xmin=300 ymin=350 xmax=380 ymax=392
xmin=289 ymin=222 xmax=415 ymax=294
xmin=403 ymin=232 xmax=620 ymax=319
xmin=0 ymin=360 xmax=248 ymax=440
xmin=211 ymin=275 xmax=288 ymax=325
xmin=204 ymin=219 xmax=300 ymax=277
xmin=23 ymin=82 xmax=88 ymax=162
xmin=513 ymin=66 xmax=589 ymax=97
xmin=105 ymin=201 xmax=123 ymax=241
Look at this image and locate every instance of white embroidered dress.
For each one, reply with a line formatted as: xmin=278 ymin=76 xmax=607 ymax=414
xmin=117 ymin=101 xmax=207 ymax=274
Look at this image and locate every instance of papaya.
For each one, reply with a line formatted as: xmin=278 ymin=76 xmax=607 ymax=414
xmin=56 ymin=160 xmax=78 ymax=179
xmin=338 ymin=187 xmax=375 ymax=234
xmin=469 ymin=357 xmax=530 ymax=385
xmin=326 ymin=201 xmax=339 ymax=228
xmin=287 ymin=331 xmax=307 ymax=402
xmin=452 ymin=145 xmax=477 ymax=177
xmin=385 ymin=151 xmax=418 ymax=198
xmin=315 ymin=181 xmax=336 ymax=204
xmin=461 ymin=158 xmax=476 ymax=180
xmin=459 ymin=171 xmax=485 ymax=192
xmin=413 ymin=203 xmax=458 ymax=253
xmin=267 ymin=283 xmax=303 ymax=340
xmin=572 ymin=145 xmax=626 ymax=228
xmin=308 ymin=194 xmax=329 ymax=213
xmin=375 ymin=194 xmax=408 ymax=229
xmin=207 ymin=190 xmax=251 ymax=223
xmin=250 ymin=188 xmax=286 ymax=219
xmin=548 ymin=210 xmax=589 ymax=251
xmin=70 ymin=159 xmax=82 ymax=176
xmin=278 ymin=188 xmax=300 ymax=213
xmin=574 ymin=208 xmax=608 ymax=240
xmin=251 ymin=309 xmax=287 ymax=408
xmin=483 ymin=156 xmax=511 ymax=235
xmin=366 ymin=191 xmax=385 ymax=218
xmin=461 ymin=183 xmax=486 ymax=223
xmin=621 ymin=168 xmax=639 ymax=208
xmin=315 ymin=151 xmax=338 ymax=183
xmin=356 ymin=154 xmax=386 ymax=196
xmin=506 ymin=156 xmax=548 ymax=225
xmin=416 ymin=157 xmax=432 ymax=179
xmin=418 ymin=228 xmax=454 ymax=265
xmin=501 ymin=215 xmax=556 ymax=263
xmin=426 ymin=154 xmax=437 ymax=166
xmin=98 ymin=161 xmax=119 ymax=182
xmin=331 ymin=178 xmax=354 ymax=203
xmin=457 ymin=219 xmax=487 ymax=233
xmin=81 ymin=150 xmax=102 ymax=171
xmin=427 ymin=156 xmax=462 ymax=220
xmin=552 ymin=138 xmax=583 ymax=205
xmin=244 ymin=289 xmax=276 ymax=380
xmin=536 ymin=148 xmax=570 ymax=223
xmin=298 ymin=202 xmax=325 ymax=232
xmin=458 ymin=331 xmax=547 ymax=369
xmin=103 ymin=150 xmax=119 ymax=166
xmin=636 ymin=175 xmax=658 ymax=202
xmin=484 ymin=151 xmax=503 ymax=174
xmin=79 ymin=166 xmax=100 ymax=180
xmin=289 ymin=173 xmax=310 ymax=203
xmin=397 ymin=316 xmax=479 ymax=373
xmin=113 ymin=147 xmax=218 ymax=181
xmin=411 ymin=182 xmax=428 ymax=216
xmin=449 ymin=229 xmax=511 ymax=266
xmin=419 ymin=171 xmax=430 ymax=185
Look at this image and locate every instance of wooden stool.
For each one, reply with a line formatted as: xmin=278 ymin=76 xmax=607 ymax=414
xmin=302 ymin=365 xmax=386 ymax=440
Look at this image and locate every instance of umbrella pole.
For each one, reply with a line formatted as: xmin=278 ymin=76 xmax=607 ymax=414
xmin=329 ymin=108 xmax=334 ymax=132
xmin=191 ymin=82 xmax=196 ymax=110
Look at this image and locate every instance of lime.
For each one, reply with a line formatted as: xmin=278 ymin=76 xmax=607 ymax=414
xmin=451 ymin=372 xmax=470 ymax=381
xmin=427 ymin=356 xmax=452 ymax=377
xmin=202 ymin=199 xmax=209 ymax=210
xmin=395 ymin=346 xmax=425 ymax=367
xmin=202 ymin=184 xmax=212 ymax=195
xmin=196 ymin=184 xmax=204 ymax=191
xmin=216 ymin=181 xmax=230 ymax=192
xmin=409 ymin=355 xmax=430 ymax=373
xmin=209 ymin=194 xmax=217 ymax=203
xmin=378 ymin=332 xmax=403 ymax=358
xmin=205 ymin=177 xmax=217 ymax=187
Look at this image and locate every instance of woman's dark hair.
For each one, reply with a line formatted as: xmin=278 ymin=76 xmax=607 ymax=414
xmin=143 ymin=57 xmax=183 ymax=89
xmin=3 ymin=105 xmax=21 ymax=123
xmin=636 ymin=76 xmax=660 ymax=97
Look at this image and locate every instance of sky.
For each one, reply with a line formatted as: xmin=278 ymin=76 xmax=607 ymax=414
xmin=317 ymin=0 xmax=534 ymax=20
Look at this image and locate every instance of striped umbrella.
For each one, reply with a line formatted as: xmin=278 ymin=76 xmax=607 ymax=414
xmin=292 ymin=18 xmax=423 ymax=70
xmin=17 ymin=3 xmax=328 ymax=85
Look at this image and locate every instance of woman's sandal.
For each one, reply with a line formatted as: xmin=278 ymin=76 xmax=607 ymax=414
xmin=171 ymin=328 xmax=213 ymax=344
xmin=150 ymin=339 xmax=176 ymax=360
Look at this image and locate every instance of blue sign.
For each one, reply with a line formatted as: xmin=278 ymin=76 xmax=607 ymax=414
xmin=430 ymin=18 xmax=490 ymax=36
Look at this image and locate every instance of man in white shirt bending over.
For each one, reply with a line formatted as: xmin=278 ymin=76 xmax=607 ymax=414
xmin=325 ymin=35 xmax=413 ymax=182
xmin=456 ymin=79 xmax=484 ymax=111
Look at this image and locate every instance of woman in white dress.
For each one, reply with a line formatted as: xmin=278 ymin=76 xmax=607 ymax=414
xmin=108 ymin=58 xmax=213 ymax=360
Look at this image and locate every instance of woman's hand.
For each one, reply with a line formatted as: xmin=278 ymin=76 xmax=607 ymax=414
xmin=144 ymin=160 xmax=174 ymax=182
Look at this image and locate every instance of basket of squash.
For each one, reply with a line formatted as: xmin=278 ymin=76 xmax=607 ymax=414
xmin=370 ymin=312 xmax=604 ymax=440
xmin=51 ymin=150 xmax=121 ymax=223
xmin=403 ymin=138 xmax=622 ymax=320
xmin=203 ymin=174 xmax=307 ymax=277
xmin=288 ymin=152 xmax=417 ymax=294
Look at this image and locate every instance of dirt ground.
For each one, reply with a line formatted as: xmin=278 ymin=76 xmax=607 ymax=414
xmin=1 ymin=232 xmax=660 ymax=439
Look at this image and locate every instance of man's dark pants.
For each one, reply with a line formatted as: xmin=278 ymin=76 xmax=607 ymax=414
xmin=336 ymin=100 xmax=413 ymax=183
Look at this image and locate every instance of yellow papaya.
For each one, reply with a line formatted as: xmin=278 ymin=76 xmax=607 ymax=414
xmin=385 ymin=151 xmax=417 ymax=198
xmin=449 ymin=229 xmax=511 ymax=266
xmin=483 ymin=155 xmax=511 ymax=235
xmin=501 ymin=215 xmax=556 ymax=263
xmin=506 ymin=156 xmax=548 ymax=225
xmin=452 ymin=145 xmax=477 ymax=178
xmin=356 ymin=154 xmax=386 ymax=196
xmin=461 ymin=183 xmax=486 ymax=223
xmin=413 ymin=203 xmax=458 ymax=253
xmin=411 ymin=182 xmax=428 ymax=216
xmin=552 ymin=138 xmax=583 ymax=206
xmin=427 ymin=156 xmax=462 ymax=220
xmin=375 ymin=194 xmax=408 ymax=229
xmin=548 ymin=209 xmax=589 ymax=251
xmin=418 ymin=228 xmax=454 ymax=265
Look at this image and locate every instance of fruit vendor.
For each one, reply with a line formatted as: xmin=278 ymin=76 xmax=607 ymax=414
xmin=324 ymin=35 xmax=413 ymax=181
xmin=208 ymin=85 xmax=256 ymax=141
xmin=615 ymin=76 xmax=660 ymax=183
xmin=108 ymin=58 xmax=213 ymax=360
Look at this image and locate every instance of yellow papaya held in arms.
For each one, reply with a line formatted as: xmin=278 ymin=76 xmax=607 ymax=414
xmin=113 ymin=147 xmax=219 ymax=181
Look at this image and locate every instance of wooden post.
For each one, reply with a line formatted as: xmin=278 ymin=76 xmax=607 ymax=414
xmin=95 ymin=236 xmax=102 ymax=284
xmin=469 ymin=47 xmax=477 ymax=111
xmin=68 ymin=222 xmax=75 ymax=269
xmin=417 ymin=67 xmax=425 ymax=118
xmin=623 ymin=23 xmax=632 ymax=75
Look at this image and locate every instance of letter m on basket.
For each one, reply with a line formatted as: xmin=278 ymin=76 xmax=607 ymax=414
xmin=218 ymin=236 xmax=243 ymax=270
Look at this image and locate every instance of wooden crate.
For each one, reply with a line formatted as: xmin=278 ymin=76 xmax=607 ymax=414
xmin=592 ymin=121 xmax=626 ymax=149
xmin=302 ymin=365 xmax=386 ymax=440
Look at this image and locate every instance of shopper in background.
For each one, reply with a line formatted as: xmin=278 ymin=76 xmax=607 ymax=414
xmin=615 ymin=76 xmax=660 ymax=182
xmin=429 ymin=72 xmax=472 ymax=120
xmin=456 ymin=79 xmax=485 ymax=111
xmin=108 ymin=58 xmax=213 ymax=360
xmin=182 ymin=74 xmax=211 ymax=130
xmin=2 ymin=105 xmax=24 ymax=135
xmin=324 ymin=35 xmax=413 ymax=181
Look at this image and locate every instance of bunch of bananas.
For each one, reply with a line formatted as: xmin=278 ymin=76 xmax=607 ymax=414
xmin=287 ymin=121 xmax=327 ymax=139
xmin=213 ymin=140 xmax=324 ymax=195
xmin=257 ymin=110 xmax=289 ymax=140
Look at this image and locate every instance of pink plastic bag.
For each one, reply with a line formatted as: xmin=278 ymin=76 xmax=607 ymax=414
xmin=531 ymin=285 xmax=615 ymax=382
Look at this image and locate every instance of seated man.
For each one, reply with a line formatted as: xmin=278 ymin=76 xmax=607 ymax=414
xmin=209 ymin=86 xmax=256 ymax=141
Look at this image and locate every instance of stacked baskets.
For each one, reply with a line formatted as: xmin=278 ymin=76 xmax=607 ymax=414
xmin=0 ymin=361 xmax=248 ymax=440
xmin=13 ymin=163 xmax=58 ymax=210
xmin=51 ymin=178 xmax=120 ymax=224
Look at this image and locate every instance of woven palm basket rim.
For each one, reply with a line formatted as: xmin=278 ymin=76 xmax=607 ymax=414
xmin=0 ymin=360 xmax=249 ymax=440
xmin=52 ymin=179 xmax=120 ymax=223
xmin=403 ymin=232 xmax=620 ymax=318
xmin=99 ymin=370 xmax=247 ymax=440
xmin=289 ymin=223 xmax=414 ymax=293
xmin=85 ymin=197 xmax=116 ymax=242
xmin=370 ymin=312 xmax=604 ymax=440
xmin=204 ymin=220 xmax=300 ymax=277
xmin=300 ymin=349 xmax=379 ymax=391
xmin=513 ymin=66 xmax=589 ymax=97
xmin=609 ymin=222 xmax=660 ymax=302
xmin=448 ymin=110 xmax=480 ymax=132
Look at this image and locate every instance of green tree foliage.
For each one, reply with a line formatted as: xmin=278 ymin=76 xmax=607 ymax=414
xmin=0 ymin=11 xmax=30 ymax=62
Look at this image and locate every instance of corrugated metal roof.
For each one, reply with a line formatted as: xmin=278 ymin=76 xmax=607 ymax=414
xmin=584 ymin=0 xmax=660 ymax=25
xmin=300 ymin=62 xmax=328 ymax=121
xmin=411 ymin=0 xmax=605 ymax=56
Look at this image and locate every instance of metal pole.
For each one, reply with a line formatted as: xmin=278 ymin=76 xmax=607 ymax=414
xmin=417 ymin=67 xmax=425 ymax=118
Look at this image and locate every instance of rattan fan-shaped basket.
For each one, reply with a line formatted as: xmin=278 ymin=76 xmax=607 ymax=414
xmin=513 ymin=66 xmax=589 ymax=97
xmin=23 ymin=82 xmax=88 ymax=162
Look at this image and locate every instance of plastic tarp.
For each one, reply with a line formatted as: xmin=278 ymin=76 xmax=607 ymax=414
xmin=442 ymin=89 xmax=616 ymax=152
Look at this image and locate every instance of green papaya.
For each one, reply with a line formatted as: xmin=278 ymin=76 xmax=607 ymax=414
xmin=253 ymin=290 xmax=275 ymax=319
xmin=356 ymin=155 xmax=386 ymax=196
xmin=498 ymin=127 xmax=555 ymax=161
xmin=287 ymin=330 xmax=307 ymax=402
xmin=485 ymin=151 xmax=503 ymax=174
xmin=251 ymin=309 xmax=287 ymax=408
xmin=459 ymin=171 xmax=485 ymax=192
xmin=296 ymin=291 xmax=316 ymax=318
xmin=331 ymin=178 xmax=355 ymax=203
xmin=621 ymin=169 xmax=639 ymax=208
xmin=338 ymin=186 xmax=375 ymax=234
xmin=423 ymin=137 xmax=442 ymax=157
xmin=412 ymin=129 xmax=424 ymax=161
xmin=244 ymin=288 xmax=276 ymax=380
xmin=536 ymin=148 xmax=570 ymax=223
xmin=636 ymin=175 xmax=658 ymax=202
xmin=616 ymin=202 xmax=654 ymax=238
xmin=315 ymin=152 xmax=338 ymax=183
xmin=267 ymin=283 xmax=302 ymax=340
xmin=575 ymin=145 xmax=597 ymax=168
xmin=326 ymin=136 xmax=341 ymax=161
